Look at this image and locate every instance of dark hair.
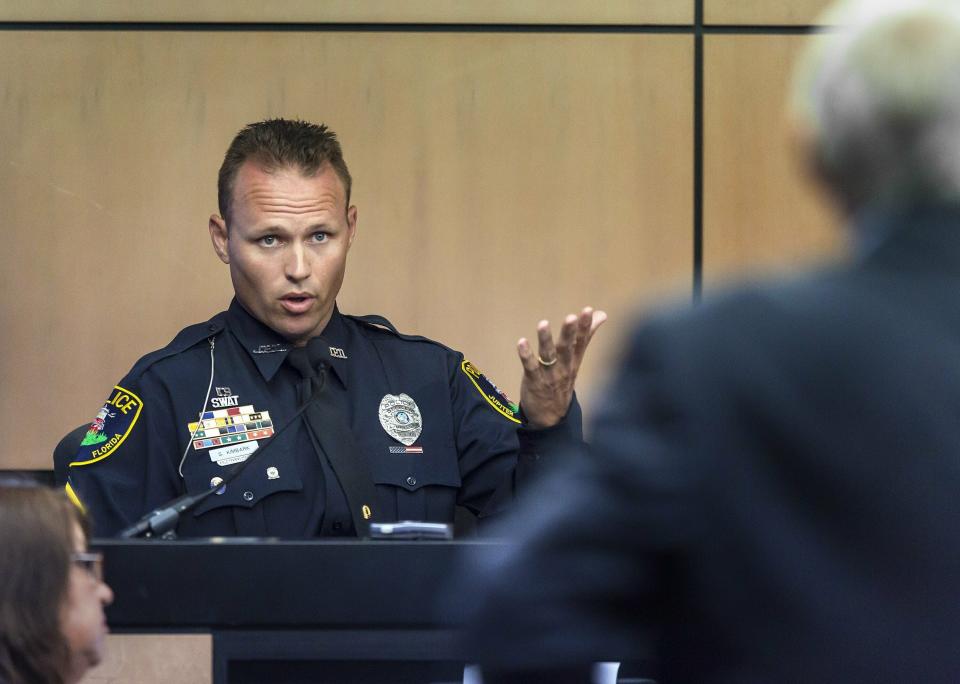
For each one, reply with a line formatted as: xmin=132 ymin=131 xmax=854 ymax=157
xmin=217 ymin=118 xmax=353 ymax=223
xmin=0 ymin=484 xmax=88 ymax=684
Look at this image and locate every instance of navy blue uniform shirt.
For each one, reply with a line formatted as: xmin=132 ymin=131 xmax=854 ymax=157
xmin=68 ymin=300 xmax=581 ymax=537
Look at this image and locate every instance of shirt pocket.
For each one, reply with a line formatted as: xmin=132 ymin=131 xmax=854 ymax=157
xmin=368 ymin=441 xmax=461 ymax=522
xmin=183 ymin=450 xmax=303 ymax=515
xmin=369 ymin=445 xmax=460 ymax=491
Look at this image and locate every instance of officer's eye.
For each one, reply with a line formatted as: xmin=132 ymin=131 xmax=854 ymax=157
xmin=258 ymin=235 xmax=278 ymax=247
xmin=312 ymin=232 xmax=328 ymax=243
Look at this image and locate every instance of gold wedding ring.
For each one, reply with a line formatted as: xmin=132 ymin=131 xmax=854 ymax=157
xmin=537 ymin=355 xmax=558 ymax=367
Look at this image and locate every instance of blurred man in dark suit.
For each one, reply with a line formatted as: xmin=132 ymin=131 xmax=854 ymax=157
xmin=465 ymin=1 xmax=960 ymax=681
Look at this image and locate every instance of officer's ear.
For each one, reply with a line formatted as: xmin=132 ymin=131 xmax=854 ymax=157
xmin=346 ymin=205 xmax=358 ymax=248
xmin=209 ymin=214 xmax=230 ymax=264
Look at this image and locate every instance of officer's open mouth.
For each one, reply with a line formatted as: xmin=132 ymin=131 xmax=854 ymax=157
xmin=280 ymin=293 xmax=315 ymax=312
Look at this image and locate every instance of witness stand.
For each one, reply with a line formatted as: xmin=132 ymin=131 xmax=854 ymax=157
xmin=98 ymin=539 xmax=481 ymax=684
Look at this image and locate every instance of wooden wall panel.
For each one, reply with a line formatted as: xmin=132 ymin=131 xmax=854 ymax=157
xmin=0 ymin=31 xmax=692 ymax=469
xmin=0 ymin=0 xmax=692 ymax=25
xmin=85 ymin=634 xmax=211 ymax=684
xmin=703 ymin=35 xmax=843 ymax=287
xmin=705 ymin=0 xmax=834 ymax=25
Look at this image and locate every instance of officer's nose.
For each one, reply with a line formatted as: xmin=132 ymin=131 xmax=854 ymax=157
xmin=285 ymin=243 xmax=311 ymax=282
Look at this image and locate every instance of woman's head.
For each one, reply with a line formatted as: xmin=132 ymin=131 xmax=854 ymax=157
xmin=0 ymin=482 xmax=113 ymax=684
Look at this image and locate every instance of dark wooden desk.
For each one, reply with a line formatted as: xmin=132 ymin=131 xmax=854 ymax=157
xmin=98 ymin=539 xmax=489 ymax=684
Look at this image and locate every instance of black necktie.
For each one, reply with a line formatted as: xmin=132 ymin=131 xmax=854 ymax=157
xmin=286 ymin=342 xmax=376 ymax=537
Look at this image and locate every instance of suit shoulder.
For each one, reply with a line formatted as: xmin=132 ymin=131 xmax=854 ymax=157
xmin=124 ymin=312 xmax=227 ymax=382
xmin=617 ymin=267 xmax=858 ymax=402
xmin=642 ymin=266 xmax=847 ymax=340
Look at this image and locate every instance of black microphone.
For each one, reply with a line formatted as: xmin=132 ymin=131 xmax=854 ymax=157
xmin=118 ymin=393 xmax=315 ymax=539
xmin=117 ymin=488 xmax=218 ymax=539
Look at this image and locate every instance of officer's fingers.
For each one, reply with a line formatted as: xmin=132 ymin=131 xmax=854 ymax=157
xmin=571 ymin=307 xmax=594 ymax=354
xmin=577 ymin=307 xmax=595 ymax=334
xmin=517 ymin=337 xmax=540 ymax=375
xmin=585 ymin=310 xmax=608 ymax=342
xmin=555 ymin=314 xmax=578 ymax=365
xmin=536 ymin=320 xmax=560 ymax=366
xmin=573 ymin=309 xmax=607 ymax=368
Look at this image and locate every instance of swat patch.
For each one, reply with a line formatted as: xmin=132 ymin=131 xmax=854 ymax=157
xmin=71 ymin=386 xmax=144 ymax=467
xmin=211 ymin=386 xmax=239 ymax=408
xmin=460 ymin=360 xmax=521 ymax=424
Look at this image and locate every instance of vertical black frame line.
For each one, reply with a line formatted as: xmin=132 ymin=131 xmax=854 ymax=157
xmin=693 ymin=0 xmax=704 ymax=303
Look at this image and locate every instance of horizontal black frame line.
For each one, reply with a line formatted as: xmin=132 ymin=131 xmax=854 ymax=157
xmin=0 ymin=21 xmax=832 ymax=34
xmin=704 ymin=24 xmax=823 ymax=34
xmin=0 ymin=21 xmax=694 ymax=33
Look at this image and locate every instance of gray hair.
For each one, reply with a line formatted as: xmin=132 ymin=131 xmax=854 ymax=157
xmin=793 ymin=0 xmax=960 ymax=211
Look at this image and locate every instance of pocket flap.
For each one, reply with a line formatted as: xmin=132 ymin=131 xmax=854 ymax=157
xmin=183 ymin=456 xmax=303 ymax=515
xmin=369 ymin=447 xmax=461 ymax=491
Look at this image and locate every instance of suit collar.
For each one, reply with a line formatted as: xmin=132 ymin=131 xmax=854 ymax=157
xmin=854 ymin=202 xmax=960 ymax=275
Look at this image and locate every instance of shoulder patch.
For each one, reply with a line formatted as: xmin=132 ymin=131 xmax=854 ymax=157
xmin=70 ymin=385 xmax=144 ymax=467
xmin=461 ymin=360 xmax=521 ymax=424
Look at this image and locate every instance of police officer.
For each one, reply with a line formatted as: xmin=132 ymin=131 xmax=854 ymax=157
xmin=66 ymin=119 xmax=606 ymax=538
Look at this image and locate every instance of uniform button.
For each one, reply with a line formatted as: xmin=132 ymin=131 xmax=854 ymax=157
xmin=406 ymin=476 xmax=417 ymax=487
xmin=332 ymin=521 xmax=343 ymax=531
xmin=242 ymin=490 xmax=254 ymax=501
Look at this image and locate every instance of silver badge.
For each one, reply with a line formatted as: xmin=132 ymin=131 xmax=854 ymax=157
xmin=266 ymin=466 xmax=279 ymax=480
xmin=378 ymin=394 xmax=422 ymax=446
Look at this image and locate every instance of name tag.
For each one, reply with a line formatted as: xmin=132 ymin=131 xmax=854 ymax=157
xmin=209 ymin=441 xmax=259 ymax=467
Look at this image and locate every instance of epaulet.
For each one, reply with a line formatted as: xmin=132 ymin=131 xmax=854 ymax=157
xmin=126 ymin=312 xmax=227 ymax=379
xmin=345 ymin=313 xmax=455 ymax=352
xmin=347 ymin=313 xmax=400 ymax=334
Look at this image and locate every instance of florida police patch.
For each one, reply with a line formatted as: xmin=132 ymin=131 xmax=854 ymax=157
xmin=460 ymin=360 xmax=521 ymax=424
xmin=71 ymin=386 xmax=144 ymax=467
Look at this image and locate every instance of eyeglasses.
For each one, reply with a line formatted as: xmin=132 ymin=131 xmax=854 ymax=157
xmin=71 ymin=551 xmax=104 ymax=582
